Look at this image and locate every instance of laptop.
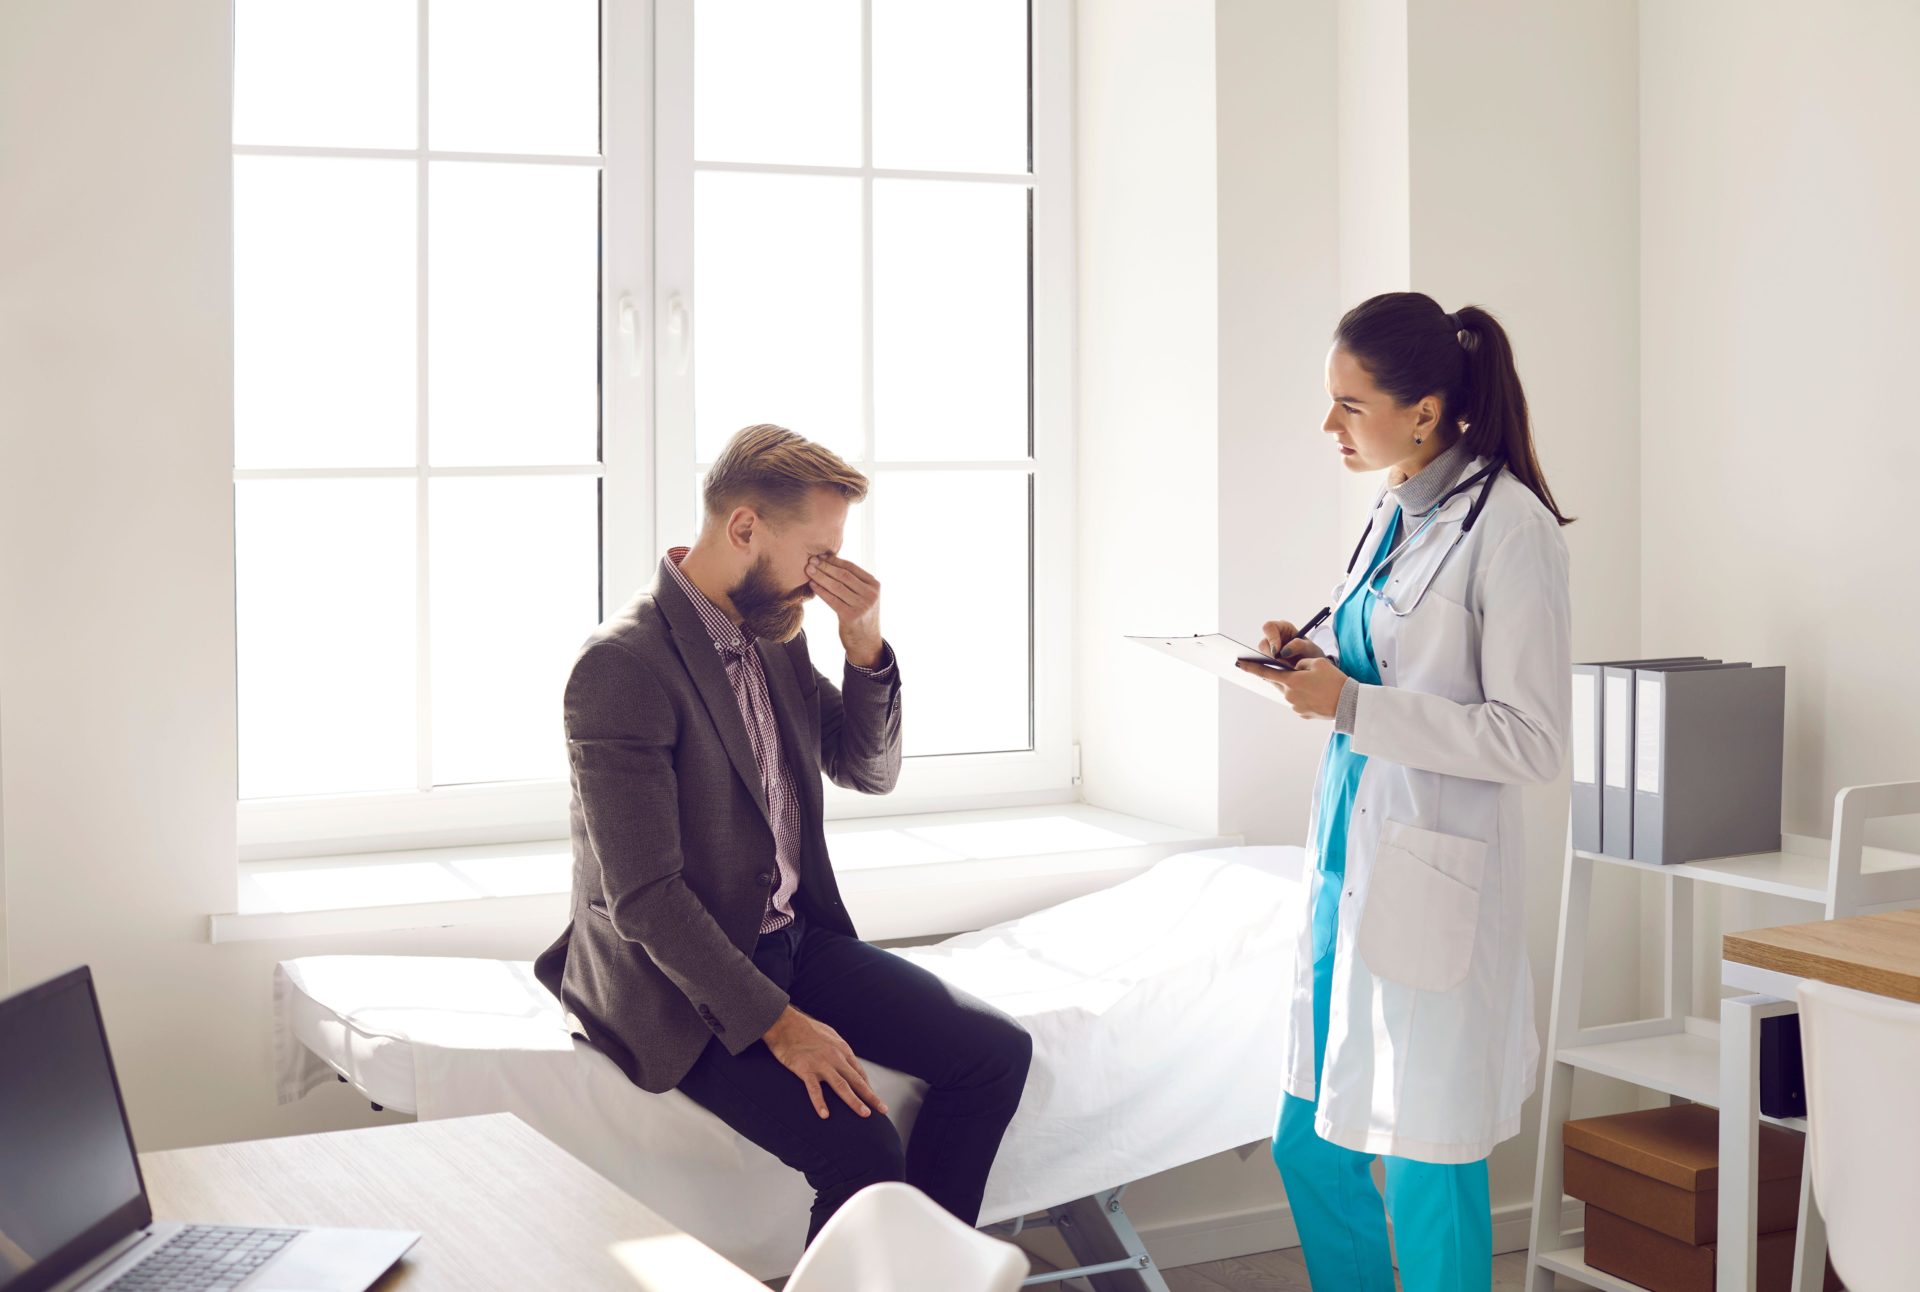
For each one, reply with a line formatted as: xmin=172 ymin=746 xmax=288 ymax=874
xmin=0 ymin=967 xmax=418 ymax=1292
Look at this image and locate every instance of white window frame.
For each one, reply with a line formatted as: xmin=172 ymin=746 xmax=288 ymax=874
xmin=653 ymin=0 xmax=1077 ymax=820
xmin=238 ymin=0 xmax=1075 ymax=860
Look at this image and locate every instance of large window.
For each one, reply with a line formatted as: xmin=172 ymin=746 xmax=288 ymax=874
xmin=234 ymin=0 xmax=1071 ymax=858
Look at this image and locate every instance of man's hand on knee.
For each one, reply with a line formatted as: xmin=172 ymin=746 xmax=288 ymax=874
xmin=762 ymin=1006 xmax=890 ymax=1121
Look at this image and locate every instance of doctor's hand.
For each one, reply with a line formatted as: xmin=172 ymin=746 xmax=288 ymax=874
xmin=1235 ymin=654 xmax=1348 ymax=720
xmin=1257 ymin=619 xmax=1327 ymax=666
xmin=807 ymin=554 xmax=885 ymax=670
xmin=763 ymin=1005 xmax=890 ymax=1120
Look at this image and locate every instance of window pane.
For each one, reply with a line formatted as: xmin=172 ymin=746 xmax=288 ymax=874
xmin=233 ymin=0 xmax=417 ymax=149
xmin=873 ymin=181 xmax=1028 ymax=461
xmin=428 ymin=161 xmax=600 ymax=467
xmin=429 ymin=477 xmax=600 ymax=785
xmin=874 ymin=470 xmax=1029 ymax=755
xmin=429 ymin=0 xmax=600 ymax=156
xmin=237 ymin=479 xmax=417 ymax=799
xmin=694 ymin=0 xmax=861 ymax=166
xmin=234 ymin=156 xmax=417 ymax=470
xmin=872 ymin=0 xmax=1027 ymax=174
xmin=694 ymin=172 xmax=863 ymax=462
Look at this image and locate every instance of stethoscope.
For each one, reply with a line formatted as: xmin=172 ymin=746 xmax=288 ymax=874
xmin=1295 ymin=456 xmax=1506 ymax=640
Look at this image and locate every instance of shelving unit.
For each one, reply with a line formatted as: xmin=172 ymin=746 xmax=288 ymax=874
xmin=1525 ymin=784 xmax=1920 ymax=1292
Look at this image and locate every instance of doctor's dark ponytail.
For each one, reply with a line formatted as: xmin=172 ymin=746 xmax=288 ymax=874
xmin=1334 ymin=293 xmax=1573 ymax=526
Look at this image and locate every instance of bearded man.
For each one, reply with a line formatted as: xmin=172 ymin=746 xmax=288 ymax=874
xmin=535 ymin=422 xmax=1033 ymax=1248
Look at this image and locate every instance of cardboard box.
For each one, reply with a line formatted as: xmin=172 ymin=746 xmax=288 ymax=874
xmin=1585 ymin=1207 xmax=1841 ymax=1292
xmin=1563 ymin=1104 xmax=1804 ymax=1245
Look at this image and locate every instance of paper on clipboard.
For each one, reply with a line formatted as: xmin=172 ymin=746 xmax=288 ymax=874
xmin=1128 ymin=633 xmax=1296 ymax=700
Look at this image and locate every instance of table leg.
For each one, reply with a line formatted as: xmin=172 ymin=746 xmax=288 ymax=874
xmin=1719 ymin=996 xmax=1765 ymax=1292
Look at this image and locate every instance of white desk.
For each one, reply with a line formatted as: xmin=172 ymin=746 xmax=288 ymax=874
xmin=139 ymin=1113 xmax=766 ymax=1291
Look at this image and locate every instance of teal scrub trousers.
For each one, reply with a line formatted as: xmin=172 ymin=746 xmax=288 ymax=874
xmin=1271 ymin=505 xmax=1493 ymax=1292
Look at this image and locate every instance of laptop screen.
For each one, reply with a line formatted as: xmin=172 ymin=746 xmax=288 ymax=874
xmin=0 ymin=968 xmax=150 ymax=1292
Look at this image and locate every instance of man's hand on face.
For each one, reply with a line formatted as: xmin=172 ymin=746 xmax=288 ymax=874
xmin=805 ymin=554 xmax=884 ymax=669
xmin=762 ymin=1005 xmax=889 ymax=1120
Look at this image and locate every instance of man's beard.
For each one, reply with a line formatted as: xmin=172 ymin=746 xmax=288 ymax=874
xmin=730 ymin=554 xmax=812 ymax=643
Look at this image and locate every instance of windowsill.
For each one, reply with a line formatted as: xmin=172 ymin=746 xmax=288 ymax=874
xmin=208 ymin=803 xmax=1241 ymax=944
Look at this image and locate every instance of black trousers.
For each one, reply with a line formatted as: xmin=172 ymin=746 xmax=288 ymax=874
xmin=675 ymin=909 xmax=1033 ymax=1244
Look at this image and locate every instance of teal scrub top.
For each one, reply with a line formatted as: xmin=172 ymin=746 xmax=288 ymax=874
xmin=1309 ymin=505 xmax=1403 ymax=962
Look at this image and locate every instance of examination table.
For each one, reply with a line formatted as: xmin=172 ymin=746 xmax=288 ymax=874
xmin=274 ymin=845 xmax=1305 ymax=1287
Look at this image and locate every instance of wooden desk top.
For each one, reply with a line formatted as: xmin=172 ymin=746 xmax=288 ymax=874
xmin=138 ymin=1113 xmax=764 ymax=1291
xmin=1723 ymin=907 xmax=1920 ymax=1003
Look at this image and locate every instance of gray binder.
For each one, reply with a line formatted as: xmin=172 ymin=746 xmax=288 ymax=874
xmin=1599 ymin=660 xmax=1726 ymax=858
xmin=1571 ymin=658 xmax=1705 ymax=853
xmin=1632 ymin=663 xmax=1785 ymax=864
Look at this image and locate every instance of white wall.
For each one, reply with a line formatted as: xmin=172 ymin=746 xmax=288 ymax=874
xmin=1639 ymin=0 xmax=1920 ymax=998
xmin=2 ymin=0 xmax=235 ymax=1140
xmin=1074 ymin=0 xmax=1223 ymax=836
xmin=1073 ymin=0 xmax=1345 ymax=847
xmin=1640 ymin=0 xmax=1920 ymax=846
xmin=1337 ymin=0 xmax=1410 ymax=307
xmin=1334 ymin=0 xmax=1415 ymax=537
xmin=1215 ymin=0 xmax=1346 ymax=853
xmin=0 ymin=0 xmax=567 ymax=1153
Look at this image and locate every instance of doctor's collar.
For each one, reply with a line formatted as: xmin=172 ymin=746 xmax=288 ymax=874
xmin=1386 ymin=437 xmax=1475 ymax=515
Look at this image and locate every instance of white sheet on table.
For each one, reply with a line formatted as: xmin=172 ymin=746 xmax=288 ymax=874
xmin=274 ymin=845 xmax=1305 ymax=1280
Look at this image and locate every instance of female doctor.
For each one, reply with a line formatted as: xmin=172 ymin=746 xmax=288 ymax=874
xmin=1237 ymin=292 xmax=1572 ymax=1292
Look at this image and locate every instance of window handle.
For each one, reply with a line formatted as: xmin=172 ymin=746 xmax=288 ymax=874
xmin=617 ymin=293 xmax=643 ymax=376
xmin=666 ymin=292 xmax=692 ymax=377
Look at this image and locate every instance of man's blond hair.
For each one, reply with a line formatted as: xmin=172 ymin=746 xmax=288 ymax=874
xmin=702 ymin=424 xmax=869 ymax=525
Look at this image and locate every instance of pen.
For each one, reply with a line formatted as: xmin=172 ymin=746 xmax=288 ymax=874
xmin=1291 ymin=606 xmax=1331 ymax=649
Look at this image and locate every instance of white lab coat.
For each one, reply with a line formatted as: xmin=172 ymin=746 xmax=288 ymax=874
xmin=1283 ymin=455 xmax=1571 ymax=1165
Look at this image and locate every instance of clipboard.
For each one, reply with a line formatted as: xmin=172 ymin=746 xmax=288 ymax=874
xmin=1128 ymin=633 xmax=1295 ymax=700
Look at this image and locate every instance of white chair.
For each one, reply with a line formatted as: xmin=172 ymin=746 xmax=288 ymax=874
xmin=784 ymin=1182 xmax=1031 ymax=1292
xmin=1797 ymin=978 xmax=1920 ymax=1292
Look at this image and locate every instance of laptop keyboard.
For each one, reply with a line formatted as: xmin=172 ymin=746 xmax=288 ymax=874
xmin=104 ymin=1225 xmax=299 ymax=1291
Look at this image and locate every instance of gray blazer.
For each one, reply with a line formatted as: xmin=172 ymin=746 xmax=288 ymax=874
xmin=533 ymin=558 xmax=904 ymax=1093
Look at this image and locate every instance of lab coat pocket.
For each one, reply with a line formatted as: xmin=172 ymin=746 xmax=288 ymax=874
xmin=1358 ymin=821 xmax=1486 ymax=992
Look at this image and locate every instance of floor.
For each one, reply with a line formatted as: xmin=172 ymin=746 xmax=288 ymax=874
xmin=1015 ymin=1243 xmax=1582 ymax=1290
